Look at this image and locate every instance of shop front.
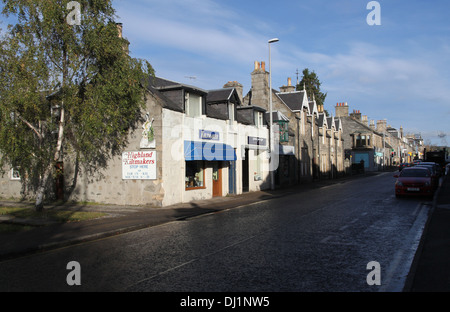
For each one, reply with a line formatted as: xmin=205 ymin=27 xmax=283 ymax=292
xmin=184 ymin=140 xmax=237 ymax=198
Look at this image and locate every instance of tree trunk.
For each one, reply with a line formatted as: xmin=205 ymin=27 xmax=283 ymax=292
xmin=34 ymin=105 xmax=65 ymax=211
xmin=34 ymin=163 xmax=54 ymax=211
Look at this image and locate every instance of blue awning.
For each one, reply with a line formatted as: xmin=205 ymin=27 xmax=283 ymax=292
xmin=184 ymin=141 xmax=237 ymax=161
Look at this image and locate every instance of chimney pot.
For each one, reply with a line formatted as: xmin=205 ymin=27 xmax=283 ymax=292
xmin=254 ymin=61 xmax=260 ymax=71
xmin=261 ymin=61 xmax=266 ymax=71
xmin=288 ymin=77 xmax=292 ymax=86
xmin=116 ymin=23 xmax=123 ymax=38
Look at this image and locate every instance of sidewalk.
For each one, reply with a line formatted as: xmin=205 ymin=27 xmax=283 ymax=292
xmin=405 ymin=173 xmax=450 ymax=292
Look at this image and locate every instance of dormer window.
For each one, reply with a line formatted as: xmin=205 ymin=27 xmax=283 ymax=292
xmin=186 ymin=92 xmax=202 ymax=117
xmin=228 ymin=103 xmax=235 ymax=123
xmin=254 ymin=111 xmax=264 ymax=128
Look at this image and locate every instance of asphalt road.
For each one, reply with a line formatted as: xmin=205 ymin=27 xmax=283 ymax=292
xmin=0 ymin=172 xmax=431 ymax=292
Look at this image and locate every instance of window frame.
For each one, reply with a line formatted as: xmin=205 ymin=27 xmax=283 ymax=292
xmin=185 ymin=161 xmax=206 ymax=190
xmin=10 ymin=167 xmax=21 ymax=181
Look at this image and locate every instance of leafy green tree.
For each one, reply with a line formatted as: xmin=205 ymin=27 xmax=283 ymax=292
xmin=296 ymin=68 xmax=328 ymax=115
xmin=0 ymin=0 xmax=153 ymax=210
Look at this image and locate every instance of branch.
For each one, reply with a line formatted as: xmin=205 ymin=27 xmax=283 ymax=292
xmin=16 ymin=113 xmax=43 ymax=140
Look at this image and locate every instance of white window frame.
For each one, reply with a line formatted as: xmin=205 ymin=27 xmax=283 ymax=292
xmin=10 ymin=167 xmax=21 ymax=181
xmin=186 ymin=92 xmax=202 ymax=118
xmin=228 ymin=103 xmax=234 ymax=123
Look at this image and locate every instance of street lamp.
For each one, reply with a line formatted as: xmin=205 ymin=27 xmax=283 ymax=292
xmin=268 ymin=38 xmax=279 ymax=190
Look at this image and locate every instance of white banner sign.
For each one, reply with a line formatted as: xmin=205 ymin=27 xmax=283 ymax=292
xmin=122 ymin=151 xmax=156 ymax=180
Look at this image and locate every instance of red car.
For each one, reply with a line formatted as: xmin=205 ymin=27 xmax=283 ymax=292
xmin=394 ymin=167 xmax=434 ymax=198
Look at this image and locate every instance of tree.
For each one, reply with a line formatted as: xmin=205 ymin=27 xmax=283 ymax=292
xmin=296 ymin=68 xmax=328 ymax=115
xmin=0 ymin=0 xmax=153 ymax=211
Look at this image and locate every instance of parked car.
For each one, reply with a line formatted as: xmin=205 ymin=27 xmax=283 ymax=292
xmin=415 ymin=164 xmax=440 ymax=189
xmin=398 ymin=163 xmax=411 ymax=171
xmin=415 ymin=161 xmax=442 ymax=177
xmin=394 ymin=167 xmax=434 ymax=198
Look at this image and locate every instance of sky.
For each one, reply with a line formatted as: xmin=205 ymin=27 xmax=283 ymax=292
xmin=1 ymin=0 xmax=449 ymax=146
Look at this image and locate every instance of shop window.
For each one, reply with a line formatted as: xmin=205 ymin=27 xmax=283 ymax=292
xmin=254 ymin=150 xmax=262 ymax=181
xmin=185 ymin=161 xmax=205 ymax=189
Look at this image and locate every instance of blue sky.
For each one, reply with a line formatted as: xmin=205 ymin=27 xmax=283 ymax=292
xmin=1 ymin=0 xmax=449 ymax=145
xmin=110 ymin=0 xmax=450 ymax=146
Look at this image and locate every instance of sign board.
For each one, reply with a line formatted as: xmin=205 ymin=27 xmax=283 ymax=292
xmin=122 ymin=151 xmax=156 ymax=180
xmin=248 ymin=136 xmax=267 ymax=146
xmin=199 ymin=130 xmax=220 ymax=141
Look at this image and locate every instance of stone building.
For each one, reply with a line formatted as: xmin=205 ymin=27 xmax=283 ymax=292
xmin=244 ymin=61 xmax=346 ymax=186
xmin=335 ymin=102 xmax=420 ymax=171
xmin=1 ymin=76 xmax=271 ymax=206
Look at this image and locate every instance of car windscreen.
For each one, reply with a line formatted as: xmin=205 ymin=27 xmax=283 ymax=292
xmin=400 ymin=169 xmax=430 ymax=177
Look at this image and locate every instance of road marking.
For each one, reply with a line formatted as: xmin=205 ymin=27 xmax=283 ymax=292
xmin=411 ymin=203 xmax=422 ymax=216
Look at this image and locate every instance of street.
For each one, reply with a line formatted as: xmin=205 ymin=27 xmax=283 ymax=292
xmin=0 ymin=172 xmax=431 ymax=292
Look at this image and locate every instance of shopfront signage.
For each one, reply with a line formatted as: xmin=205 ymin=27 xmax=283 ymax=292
xmin=248 ymin=136 xmax=267 ymax=146
xmin=122 ymin=151 xmax=156 ymax=180
xmin=199 ymin=130 xmax=220 ymax=141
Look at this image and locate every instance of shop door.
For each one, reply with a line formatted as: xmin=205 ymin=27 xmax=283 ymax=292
xmin=242 ymin=149 xmax=249 ymax=192
xmin=212 ymin=162 xmax=222 ymax=197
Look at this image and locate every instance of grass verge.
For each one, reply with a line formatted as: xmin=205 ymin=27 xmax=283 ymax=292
xmin=0 ymin=207 xmax=107 ymax=233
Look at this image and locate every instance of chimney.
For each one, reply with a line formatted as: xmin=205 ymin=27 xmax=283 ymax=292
xmin=279 ymin=77 xmax=296 ymax=93
xmin=335 ymin=102 xmax=349 ymax=117
xmin=223 ymin=81 xmax=243 ymax=105
xmin=116 ymin=23 xmax=129 ymax=54
xmin=362 ymin=115 xmax=368 ymax=126
xmin=369 ymin=120 xmax=375 ymax=130
xmin=376 ymin=119 xmax=387 ymax=133
xmin=350 ymin=109 xmax=362 ymax=121
xmin=261 ymin=61 xmax=266 ymax=71
xmin=116 ymin=23 xmax=123 ymax=38
xmin=250 ymin=61 xmax=270 ymax=109
xmin=318 ymin=104 xmax=324 ymax=113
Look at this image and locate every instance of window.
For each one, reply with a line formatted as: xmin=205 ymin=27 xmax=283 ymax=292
xmin=10 ymin=167 xmax=20 ymax=180
xmin=228 ymin=103 xmax=234 ymax=123
xmin=185 ymin=161 xmax=205 ymax=189
xmin=356 ymin=135 xmax=362 ymax=147
xmin=278 ymin=121 xmax=289 ymax=142
xmin=254 ymin=111 xmax=263 ymax=128
xmin=186 ymin=92 xmax=202 ymax=117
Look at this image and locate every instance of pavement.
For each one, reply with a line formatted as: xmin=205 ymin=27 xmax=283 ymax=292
xmin=0 ymin=171 xmax=449 ymax=292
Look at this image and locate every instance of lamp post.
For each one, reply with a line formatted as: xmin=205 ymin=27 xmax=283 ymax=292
xmin=268 ymin=38 xmax=279 ymax=190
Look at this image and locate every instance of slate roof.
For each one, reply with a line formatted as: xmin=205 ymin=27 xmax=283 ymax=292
xmin=206 ymin=88 xmax=241 ymax=105
xmin=276 ymin=91 xmax=306 ymax=111
xmin=148 ymin=76 xmax=208 ymax=94
xmin=266 ymin=111 xmax=289 ymax=122
xmin=327 ymin=116 xmax=335 ymax=130
xmin=317 ymin=113 xmax=328 ymax=128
